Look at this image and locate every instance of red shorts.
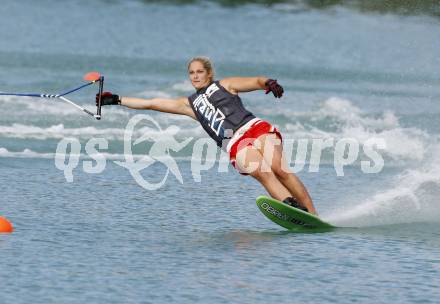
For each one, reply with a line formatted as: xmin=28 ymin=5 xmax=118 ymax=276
xmin=229 ymin=119 xmax=282 ymax=175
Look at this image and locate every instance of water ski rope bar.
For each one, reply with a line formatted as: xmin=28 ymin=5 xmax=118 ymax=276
xmin=0 ymin=71 xmax=104 ymax=120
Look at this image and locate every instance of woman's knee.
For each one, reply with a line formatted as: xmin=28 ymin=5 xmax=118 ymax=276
xmin=272 ymin=165 xmax=291 ymax=181
xmin=250 ymin=169 xmax=276 ymax=183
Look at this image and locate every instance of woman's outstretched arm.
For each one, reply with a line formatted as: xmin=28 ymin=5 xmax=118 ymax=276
xmin=220 ymin=77 xmax=283 ymax=97
xmin=220 ymin=77 xmax=268 ymax=94
xmin=99 ymin=93 xmax=196 ymax=119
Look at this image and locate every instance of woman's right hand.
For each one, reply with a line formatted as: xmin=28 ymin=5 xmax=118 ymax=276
xmin=96 ymin=92 xmax=121 ymax=106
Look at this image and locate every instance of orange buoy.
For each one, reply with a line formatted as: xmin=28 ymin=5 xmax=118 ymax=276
xmin=0 ymin=216 xmax=13 ymax=233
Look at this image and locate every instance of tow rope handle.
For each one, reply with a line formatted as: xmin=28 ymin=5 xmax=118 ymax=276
xmin=96 ymin=76 xmax=104 ymax=120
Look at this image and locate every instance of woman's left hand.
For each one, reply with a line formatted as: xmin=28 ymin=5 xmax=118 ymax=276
xmin=265 ymin=79 xmax=284 ymax=98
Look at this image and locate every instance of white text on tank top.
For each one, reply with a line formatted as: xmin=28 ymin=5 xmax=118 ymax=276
xmin=192 ymin=83 xmax=225 ymax=136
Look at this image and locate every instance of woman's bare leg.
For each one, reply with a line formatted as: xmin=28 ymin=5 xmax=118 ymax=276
xmin=257 ymin=134 xmax=317 ymax=215
xmin=234 ymin=146 xmax=291 ymax=201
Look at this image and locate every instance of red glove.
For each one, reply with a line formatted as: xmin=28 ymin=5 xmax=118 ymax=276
xmin=265 ymin=79 xmax=284 ymax=98
xmin=96 ymin=92 xmax=120 ymax=106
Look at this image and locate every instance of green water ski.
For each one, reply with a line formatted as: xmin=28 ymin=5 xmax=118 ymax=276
xmin=256 ymin=196 xmax=335 ymax=231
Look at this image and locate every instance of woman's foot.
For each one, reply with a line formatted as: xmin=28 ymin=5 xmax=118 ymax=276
xmin=282 ymin=197 xmax=309 ymax=213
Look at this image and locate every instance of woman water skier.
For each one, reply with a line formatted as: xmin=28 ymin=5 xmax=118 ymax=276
xmin=98 ymin=57 xmax=317 ymax=215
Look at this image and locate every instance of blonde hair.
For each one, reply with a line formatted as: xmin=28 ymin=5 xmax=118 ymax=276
xmin=187 ymin=56 xmax=215 ymax=82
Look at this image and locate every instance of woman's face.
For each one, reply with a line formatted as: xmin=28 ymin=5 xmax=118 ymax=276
xmin=188 ymin=61 xmax=212 ymax=90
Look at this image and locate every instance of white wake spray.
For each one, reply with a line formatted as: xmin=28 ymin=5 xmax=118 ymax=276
xmin=325 ymin=143 xmax=440 ymax=227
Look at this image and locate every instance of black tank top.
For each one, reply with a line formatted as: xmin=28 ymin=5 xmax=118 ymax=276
xmin=188 ymin=81 xmax=256 ymax=147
